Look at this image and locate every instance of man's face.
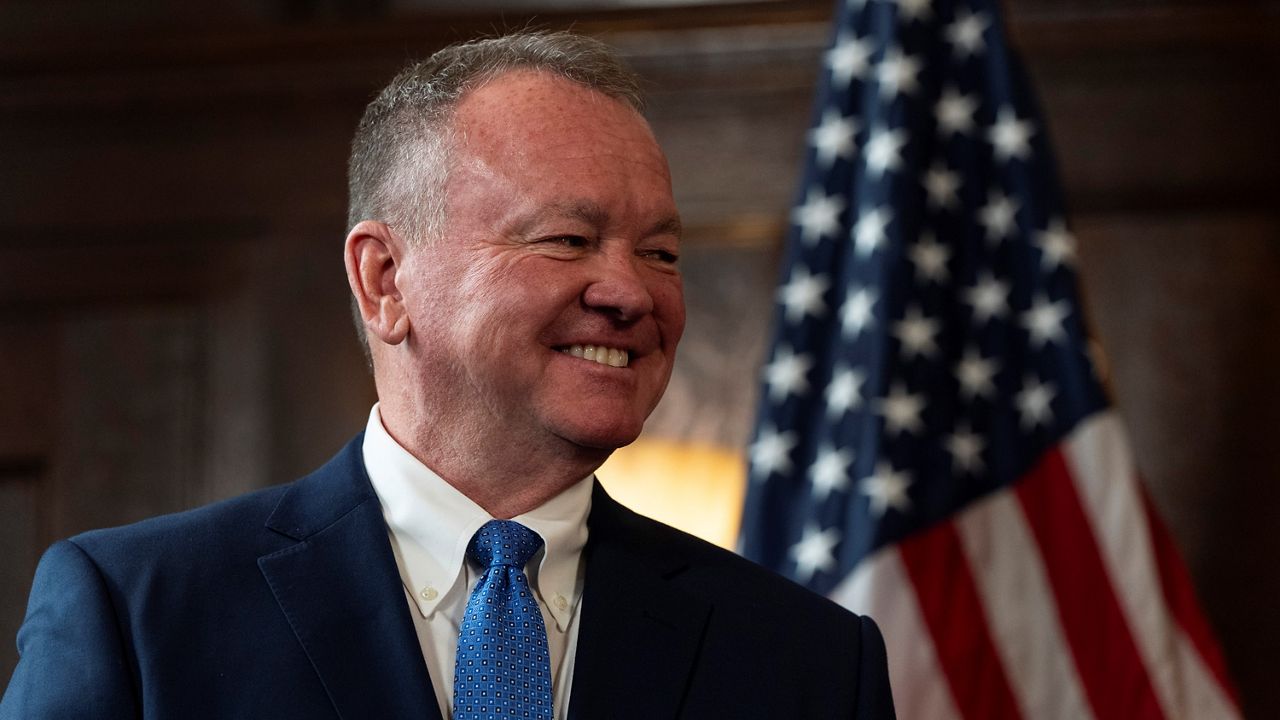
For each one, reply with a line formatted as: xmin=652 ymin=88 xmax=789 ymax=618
xmin=396 ymin=70 xmax=685 ymax=456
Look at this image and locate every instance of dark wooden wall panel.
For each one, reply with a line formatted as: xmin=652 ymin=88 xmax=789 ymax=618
xmin=1030 ymin=44 xmax=1279 ymax=211
xmin=51 ymin=310 xmax=204 ymax=534
xmin=263 ymin=227 xmax=378 ymax=480
xmin=0 ymin=321 xmax=57 ymax=682
xmin=0 ymin=472 xmax=40 ymax=686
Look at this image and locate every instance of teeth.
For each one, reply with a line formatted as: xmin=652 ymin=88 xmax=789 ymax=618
xmin=561 ymin=344 xmax=629 ymax=368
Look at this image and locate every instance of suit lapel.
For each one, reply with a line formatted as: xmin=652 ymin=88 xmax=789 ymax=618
xmin=568 ymin=483 xmax=711 ymax=720
xmin=257 ymin=437 xmax=441 ymax=720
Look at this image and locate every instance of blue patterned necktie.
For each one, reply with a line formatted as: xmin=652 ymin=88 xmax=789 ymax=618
xmin=454 ymin=520 xmax=553 ymax=720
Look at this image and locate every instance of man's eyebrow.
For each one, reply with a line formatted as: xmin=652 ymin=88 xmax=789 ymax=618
xmin=564 ymin=200 xmax=683 ymax=240
xmin=648 ymin=215 xmax=683 ymax=240
xmin=510 ymin=200 xmax=682 ymax=239
xmin=564 ymin=201 xmax=609 ymax=228
xmin=507 ymin=201 xmax=606 ymax=237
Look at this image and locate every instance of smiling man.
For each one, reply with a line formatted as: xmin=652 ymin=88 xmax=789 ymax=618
xmin=2 ymin=32 xmax=895 ymax=720
xmin=348 ymin=63 xmax=686 ymax=518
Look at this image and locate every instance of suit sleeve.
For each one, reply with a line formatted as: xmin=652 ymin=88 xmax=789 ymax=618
xmin=854 ymin=615 xmax=896 ymax=719
xmin=0 ymin=540 xmax=140 ymax=719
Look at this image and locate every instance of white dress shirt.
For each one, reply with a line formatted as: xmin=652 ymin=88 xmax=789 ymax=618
xmin=361 ymin=405 xmax=590 ymax=720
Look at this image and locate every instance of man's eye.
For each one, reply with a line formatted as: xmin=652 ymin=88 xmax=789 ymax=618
xmin=545 ymin=235 xmax=589 ymax=248
xmin=643 ymin=249 xmax=680 ymax=264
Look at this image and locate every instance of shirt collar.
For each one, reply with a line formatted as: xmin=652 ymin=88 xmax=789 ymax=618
xmin=361 ymin=404 xmax=591 ymax=631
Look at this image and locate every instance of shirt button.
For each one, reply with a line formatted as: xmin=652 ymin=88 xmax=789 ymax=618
xmin=420 ymin=586 xmax=438 ymax=601
xmin=554 ymin=594 xmax=568 ymax=611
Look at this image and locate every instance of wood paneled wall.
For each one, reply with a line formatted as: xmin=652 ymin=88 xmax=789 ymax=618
xmin=1 ymin=0 xmax=1276 ymax=714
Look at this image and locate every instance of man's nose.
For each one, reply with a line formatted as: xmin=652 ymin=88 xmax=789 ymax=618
xmin=582 ymin=252 xmax=655 ymax=322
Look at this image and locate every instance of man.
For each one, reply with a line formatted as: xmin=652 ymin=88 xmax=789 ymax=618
xmin=2 ymin=32 xmax=895 ymax=719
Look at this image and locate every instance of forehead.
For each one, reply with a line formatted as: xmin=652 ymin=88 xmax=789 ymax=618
xmin=442 ymin=69 xmax=676 ymax=230
xmin=451 ymin=69 xmax=666 ymax=170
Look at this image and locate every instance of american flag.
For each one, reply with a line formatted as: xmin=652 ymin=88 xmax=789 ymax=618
xmin=738 ymin=0 xmax=1242 ymax=717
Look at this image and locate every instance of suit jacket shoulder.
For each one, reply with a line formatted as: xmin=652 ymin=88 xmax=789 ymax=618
xmin=70 ymin=432 xmax=375 ymax=569
xmin=1 ymin=435 xmax=436 ymax=720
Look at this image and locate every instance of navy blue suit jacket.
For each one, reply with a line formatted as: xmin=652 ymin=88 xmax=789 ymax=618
xmin=1 ymin=436 xmax=895 ymax=718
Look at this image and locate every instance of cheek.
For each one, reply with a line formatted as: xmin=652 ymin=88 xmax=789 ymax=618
xmin=404 ymin=257 xmax=502 ymax=360
xmin=452 ymin=260 xmax=563 ymax=344
xmin=653 ymin=279 xmax=687 ymax=345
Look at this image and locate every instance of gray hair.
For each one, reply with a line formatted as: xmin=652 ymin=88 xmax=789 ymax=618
xmin=346 ymin=30 xmax=646 ymax=358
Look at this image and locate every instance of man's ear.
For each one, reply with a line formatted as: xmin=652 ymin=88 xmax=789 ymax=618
xmin=344 ymin=220 xmax=411 ymax=346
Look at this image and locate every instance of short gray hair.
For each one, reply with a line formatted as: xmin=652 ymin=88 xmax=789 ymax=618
xmin=346 ymin=31 xmax=647 ymax=359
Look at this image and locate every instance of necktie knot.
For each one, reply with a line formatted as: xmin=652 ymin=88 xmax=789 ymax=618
xmin=455 ymin=519 xmax=553 ymax=720
xmin=467 ymin=519 xmax=543 ymax=571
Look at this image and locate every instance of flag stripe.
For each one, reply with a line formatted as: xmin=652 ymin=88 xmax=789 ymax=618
xmin=1016 ymin=441 xmax=1165 ymax=718
xmin=899 ymin=522 xmax=1022 ymax=720
xmin=1064 ymin=415 xmax=1242 ymax=719
xmin=833 ymin=550 xmax=963 ymax=720
xmin=954 ymin=490 xmax=1095 ymax=720
xmin=1139 ymin=486 xmax=1241 ymax=709
xmin=1170 ymin=626 xmax=1243 ymax=720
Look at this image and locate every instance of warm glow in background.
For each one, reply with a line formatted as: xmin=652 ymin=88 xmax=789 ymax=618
xmin=597 ymin=438 xmax=746 ymax=550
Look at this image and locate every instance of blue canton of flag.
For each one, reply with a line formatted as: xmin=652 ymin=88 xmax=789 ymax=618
xmin=739 ymin=1 xmax=1242 ymax=718
xmin=740 ymin=0 xmax=1103 ymax=594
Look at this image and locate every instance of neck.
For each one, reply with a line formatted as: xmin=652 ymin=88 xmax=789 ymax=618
xmin=421 ymin=440 xmax=608 ymax=519
xmin=377 ymin=399 xmax=610 ymax=519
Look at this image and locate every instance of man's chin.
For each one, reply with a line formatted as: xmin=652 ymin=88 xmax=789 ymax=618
xmin=554 ymin=421 xmax=644 ymax=456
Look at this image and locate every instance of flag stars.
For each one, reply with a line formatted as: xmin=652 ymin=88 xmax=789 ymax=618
xmin=946 ymin=8 xmax=990 ymax=58
xmin=877 ymin=383 xmax=926 ymax=436
xmin=935 ymin=88 xmax=978 ymax=136
xmin=826 ymin=365 xmax=867 ymax=417
xmin=1035 ymin=219 xmax=1077 ymax=269
xmin=876 ymin=47 xmax=922 ymax=99
xmin=859 ymin=461 xmax=913 ymax=516
xmin=751 ymin=0 xmax=1108 ymax=595
xmin=979 ymin=190 xmax=1020 ymax=243
xmin=763 ymin=345 xmax=814 ymax=401
xmin=789 ymin=524 xmax=841 ymax=583
xmin=923 ymin=164 xmax=962 ymax=211
xmin=964 ymin=273 xmax=1011 ymax=324
xmin=893 ymin=305 xmax=941 ymax=359
xmin=777 ymin=266 xmax=830 ymax=323
xmin=826 ymin=32 xmax=874 ymax=85
xmin=809 ymin=109 xmax=860 ymax=168
xmin=853 ymin=206 xmax=892 ymax=257
xmin=792 ymin=187 xmax=846 ymax=246
xmin=865 ymin=126 xmax=908 ymax=177
xmin=945 ymin=423 xmax=986 ymax=474
xmin=809 ymin=445 xmax=854 ymax=501
xmin=955 ymin=347 xmax=999 ymax=400
xmin=909 ymin=234 xmax=951 ymax=283
xmin=1016 ymin=376 xmax=1057 ymax=430
xmin=749 ymin=425 xmax=798 ymax=480
xmin=1022 ymin=294 xmax=1071 ymax=347
xmin=841 ymin=286 xmax=879 ymax=339
xmin=988 ymin=107 xmax=1035 ymax=162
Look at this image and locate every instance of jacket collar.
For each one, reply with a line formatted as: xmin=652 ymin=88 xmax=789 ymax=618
xmin=568 ymin=482 xmax=712 ymax=720
xmin=258 ymin=435 xmax=441 ymax=720
xmin=256 ymin=439 xmax=713 ymax=720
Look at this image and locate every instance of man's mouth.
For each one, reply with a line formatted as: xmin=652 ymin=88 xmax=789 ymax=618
xmin=559 ymin=344 xmax=630 ymax=368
